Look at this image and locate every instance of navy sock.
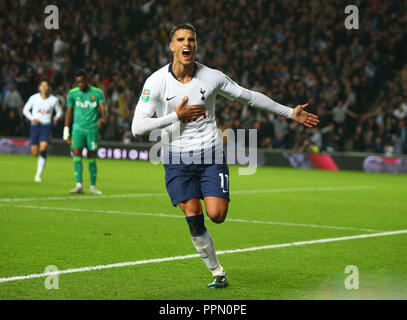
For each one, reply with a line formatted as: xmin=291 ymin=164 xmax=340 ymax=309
xmin=40 ymin=150 xmax=47 ymax=158
xmin=186 ymin=214 xmax=207 ymax=237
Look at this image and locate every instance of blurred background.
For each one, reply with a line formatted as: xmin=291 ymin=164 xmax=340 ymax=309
xmin=0 ymin=0 xmax=406 ymax=155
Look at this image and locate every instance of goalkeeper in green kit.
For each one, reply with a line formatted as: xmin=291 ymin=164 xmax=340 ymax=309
xmin=63 ymin=69 xmax=107 ymax=194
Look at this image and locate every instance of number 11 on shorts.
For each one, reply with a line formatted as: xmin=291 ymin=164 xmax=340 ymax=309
xmin=219 ymin=173 xmax=229 ymax=193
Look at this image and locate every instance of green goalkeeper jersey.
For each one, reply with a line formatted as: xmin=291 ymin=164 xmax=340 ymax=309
xmin=66 ymin=86 xmax=106 ymax=130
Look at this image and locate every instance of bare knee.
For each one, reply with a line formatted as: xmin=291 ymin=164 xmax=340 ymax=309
xmin=207 ymin=208 xmax=228 ymax=224
xmin=179 ymin=198 xmax=202 ymax=217
xmin=31 ymin=146 xmax=39 ymax=156
xmin=204 ymin=197 xmax=229 ymax=224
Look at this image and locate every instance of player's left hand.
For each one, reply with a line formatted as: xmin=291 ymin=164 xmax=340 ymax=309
xmin=53 ymin=116 xmax=58 ymax=125
xmin=292 ymin=103 xmax=319 ymax=128
xmin=98 ymin=118 xmax=105 ymax=129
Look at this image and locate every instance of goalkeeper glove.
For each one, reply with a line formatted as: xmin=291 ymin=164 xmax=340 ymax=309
xmin=63 ymin=126 xmax=70 ymax=140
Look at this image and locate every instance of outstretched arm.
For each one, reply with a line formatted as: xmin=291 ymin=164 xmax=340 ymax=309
xmin=238 ymin=88 xmax=319 ymax=128
xmin=216 ymin=71 xmax=319 ymax=127
xmin=291 ymin=103 xmax=320 ymax=128
xmin=237 ymin=88 xmax=294 ymax=118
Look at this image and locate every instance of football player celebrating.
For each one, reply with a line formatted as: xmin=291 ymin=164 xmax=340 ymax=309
xmin=131 ymin=24 xmax=319 ymax=288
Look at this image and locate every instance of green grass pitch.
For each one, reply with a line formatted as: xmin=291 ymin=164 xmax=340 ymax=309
xmin=0 ymin=154 xmax=406 ymax=300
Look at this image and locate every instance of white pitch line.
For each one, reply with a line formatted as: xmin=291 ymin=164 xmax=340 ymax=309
xmin=230 ymin=185 xmax=374 ymax=194
xmin=0 ymin=229 xmax=406 ymax=284
xmin=0 ymin=185 xmax=374 ymax=202
xmin=0 ymin=203 xmax=383 ymax=233
xmin=0 ymin=192 xmax=166 ymax=202
xmin=226 ymin=217 xmax=382 ymax=233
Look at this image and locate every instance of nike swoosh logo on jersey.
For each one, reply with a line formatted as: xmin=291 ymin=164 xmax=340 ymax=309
xmin=166 ymin=96 xmax=176 ymax=101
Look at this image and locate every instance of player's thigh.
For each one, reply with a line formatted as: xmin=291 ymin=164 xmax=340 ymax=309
xmin=179 ymin=198 xmax=203 ymax=217
xmin=200 ymin=162 xmax=230 ymax=223
xmin=164 ymin=163 xmax=202 ymax=208
xmin=39 ymin=141 xmax=49 ymax=151
xmin=200 ymin=162 xmax=230 ymax=202
xmin=204 ymin=197 xmax=229 ymax=216
xmin=86 ymin=130 xmax=99 ymax=152
xmin=30 ymin=124 xmax=40 ymax=149
xmin=39 ymin=125 xmax=51 ymax=146
xmin=70 ymin=128 xmax=87 ymax=150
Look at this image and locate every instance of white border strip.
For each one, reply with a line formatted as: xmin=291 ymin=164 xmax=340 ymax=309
xmin=0 ymin=186 xmax=374 ymax=202
xmin=0 ymin=204 xmax=383 ymax=233
xmin=1 ymin=229 xmax=405 ymax=284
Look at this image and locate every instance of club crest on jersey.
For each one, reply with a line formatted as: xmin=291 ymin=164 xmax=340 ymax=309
xmin=90 ymin=95 xmax=95 ymax=100
xmin=200 ymin=88 xmax=206 ymax=101
xmin=141 ymin=89 xmax=151 ymax=102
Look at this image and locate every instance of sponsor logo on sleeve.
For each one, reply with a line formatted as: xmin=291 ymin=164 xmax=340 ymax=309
xmin=141 ymin=89 xmax=151 ymax=102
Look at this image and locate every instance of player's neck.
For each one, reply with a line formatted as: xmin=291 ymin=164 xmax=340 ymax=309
xmin=40 ymin=92 xmax=48 ymax=99
xmin=172 ymin=60 xmax=195 ymax=84
xmin=80 ymin=85 xmax=89 ymax=92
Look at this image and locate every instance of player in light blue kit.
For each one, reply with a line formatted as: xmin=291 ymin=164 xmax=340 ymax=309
xmin=131 ymin=24 xmax=319 ymax=288
xmin=23 ymin=79 xmax=63 ymax=182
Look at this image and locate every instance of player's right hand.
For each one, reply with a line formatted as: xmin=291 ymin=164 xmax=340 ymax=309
xmin=175 ymin=97 xmax=206 ymax=121
xmin=33 ymin=119 xmax=40 ymax=125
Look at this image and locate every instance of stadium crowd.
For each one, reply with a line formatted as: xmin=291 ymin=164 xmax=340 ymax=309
xmin=0 ymin=0 xmax=406 ymax=155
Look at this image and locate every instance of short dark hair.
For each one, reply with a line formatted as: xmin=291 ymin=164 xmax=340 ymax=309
xmin=170 ymin=23 xmax=196 ymax=41
xmin=39 ymin=78 xmax=51 ymax=86
xmin=75 ymin=69 xmax=87 ymax=78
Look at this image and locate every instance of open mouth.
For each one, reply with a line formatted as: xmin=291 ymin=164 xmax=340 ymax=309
xmin=182 ymin=49 xmax=192 ymax=59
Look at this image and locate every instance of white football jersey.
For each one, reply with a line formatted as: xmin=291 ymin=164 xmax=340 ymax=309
xmin=136 ymin=62 xmax=243 ymax=153
xmin=23 ymin=93 xmax=62 ymax=125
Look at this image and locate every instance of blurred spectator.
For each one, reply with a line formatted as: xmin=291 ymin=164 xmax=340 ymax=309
xmin=309 ymin=128 xmax=322 ymax=150
xmin=372 ymin=136 xmax=385 ymax=154
xmin=3 ymin=83 xmax=23 ymax=112
xmin=399 ymin=119 xmax=407 ymax=153
xmin=255 ymin=116 xmax=273 ymax=149
xmin=331 ymin=100 xmax=358 ymax=130
xmin=103 ymin=114 xmax=119 ymax=141
xmin=393 ymin=98 xmax=407 ymax=120
xmin=352 ymin=124 xmax=366 ymax=152
xmin=0 ymin=0 xmax=406 ymax=155
xmin=271 ymin=116 xmax=288 ymax=148
xmin=4 ymin=109 xmax=22 ymax=136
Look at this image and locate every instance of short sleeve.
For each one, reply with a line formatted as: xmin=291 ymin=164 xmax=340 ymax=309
xmin=97 ymin=89 xmax=106 ymax=103
xmin=215 ymin=70 xmax=244 ymax=101
xmin=66 ymin=91 xmax=74 ymax=107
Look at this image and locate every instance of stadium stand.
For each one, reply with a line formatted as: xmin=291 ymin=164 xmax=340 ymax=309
xmin=0 ymin=0 xmax=406 ymax=154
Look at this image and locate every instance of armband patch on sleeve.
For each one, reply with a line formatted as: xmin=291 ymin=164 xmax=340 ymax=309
xmin=141 ymin=89 xmax=151 ymax=102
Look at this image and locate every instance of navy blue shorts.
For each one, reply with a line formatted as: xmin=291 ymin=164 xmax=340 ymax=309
xmin=164 ymin=153 xmax=230 ymax=206
xmin=30 ymin=124 xmax=51 ymax=145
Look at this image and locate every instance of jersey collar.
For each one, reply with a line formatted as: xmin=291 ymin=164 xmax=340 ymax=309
xmin=168 ymin=62 xmax=197 ymax=82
